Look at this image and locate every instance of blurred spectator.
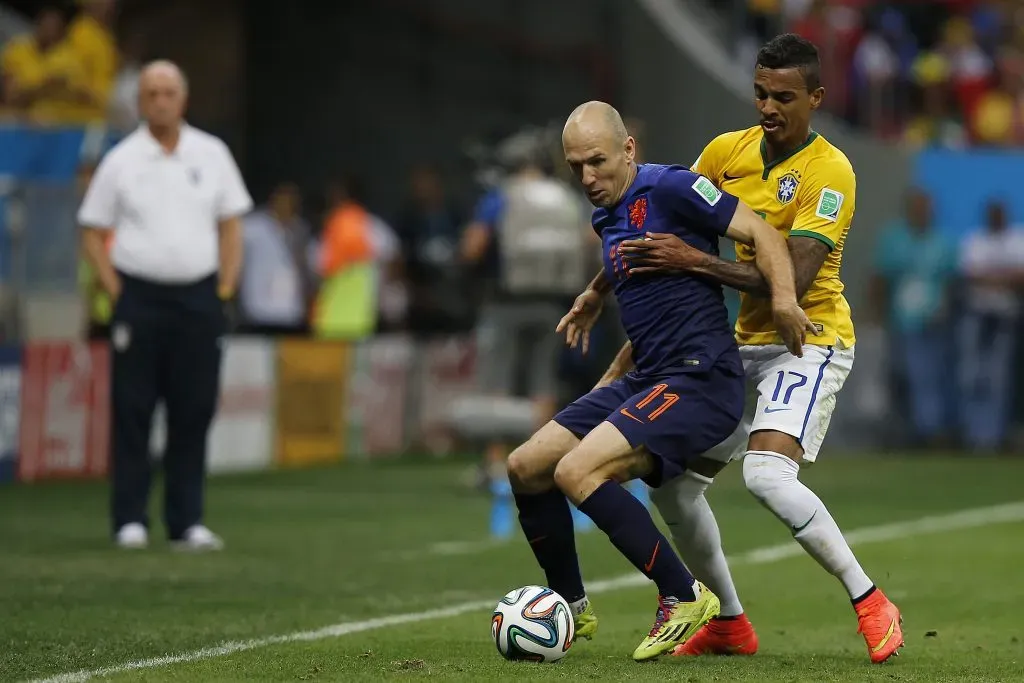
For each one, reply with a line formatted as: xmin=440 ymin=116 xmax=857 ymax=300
xmin=747 ymin=0 xmax=784 ymax=50
xmin=940 ymin=15 xmax=993 ymax=124
xmin=312 ymin=177 xmax=404 ymax=339
xmin=790 ymin=0 xmax=862 ymax=118
xmin=367 ymin=206 xmax=406 ymax=334
xmin=709 ymin=0 xmax=1024 ymax=147
xmin=904 ymin=52 xmax=967 ymax=149
xmin=0 ymin=7 xmax=80 ymax=122
xmin=395 ymin=165 xmax=473 ymax=334
xmin=108 ymin=31 xmax=145 ymax=134
xmin=461 ymin=133 xmax=592 ymax=490
xmin=64 ymin=0 xmax=117 ymax=123
xmin=969 ymin=0 xmax=1006 ymax=55
xmin=958 ymin=200 xmax=1024 ymax=452
xmin=970 ymin=61 xmax=1024 ymax=145
xmin=851 ymin=11 xmax=903 ymax=135
xmin=872 ymin=189 xmax=958 ymax=447
xmin=239 ymin=183 xmax=315 ymax=336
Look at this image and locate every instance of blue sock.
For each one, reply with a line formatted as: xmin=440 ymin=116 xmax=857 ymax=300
xmin=514 ymin=490 xmax=586 ymax=603
xmin=577 ymin=480 xmax=696 ymax=600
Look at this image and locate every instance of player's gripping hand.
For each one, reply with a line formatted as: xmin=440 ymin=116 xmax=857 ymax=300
xmin=556 ymin=289 xmax=604 ymax=354
xmin=771 ymin=300 xmax=817 ymax=358
xmin=618 ymin=232 xmax=707 ymax=274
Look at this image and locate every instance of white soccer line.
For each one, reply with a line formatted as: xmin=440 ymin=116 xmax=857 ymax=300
xmin=35 ymin=501 xmax=1024 ymax=683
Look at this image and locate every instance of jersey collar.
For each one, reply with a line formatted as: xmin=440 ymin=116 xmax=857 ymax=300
xmin=759 ymin=130 xmax=818 ymax=180
xmin=138 ymin=122 xmax=192 ymax=158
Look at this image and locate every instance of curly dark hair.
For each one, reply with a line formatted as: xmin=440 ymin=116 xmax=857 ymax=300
xmin=756 ymin=33 xmax=822 ymax=91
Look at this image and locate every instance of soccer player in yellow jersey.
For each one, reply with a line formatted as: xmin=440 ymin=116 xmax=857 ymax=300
xmin=559 ymin=34 xmax=903 ymax=663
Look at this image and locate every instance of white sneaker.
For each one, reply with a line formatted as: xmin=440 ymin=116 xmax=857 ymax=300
xmin=170 ymin=525 xmax=224 ymax=552
xmin=115 ymin=523 xmax=148 ymax=549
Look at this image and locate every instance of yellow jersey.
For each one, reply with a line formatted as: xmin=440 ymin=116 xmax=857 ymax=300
xmin=692 ymin=125 xmax=856 ymax=348
xmin=0 ymin=36 xmax=86 ymax=123
xmin=64 ymin=16 xmax=117 ymax=122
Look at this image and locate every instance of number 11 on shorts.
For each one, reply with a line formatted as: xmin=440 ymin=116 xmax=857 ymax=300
xmin=622 ymin=383 xmax=679 ymax=422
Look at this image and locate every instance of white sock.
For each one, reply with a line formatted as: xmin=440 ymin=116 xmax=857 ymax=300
xmin=743 ymin=451 xmax=874 ymax=599
xmin=569 ymin=597 xmax=589 ymax=616
xmin=651 ymin=471 xmax=744 ymax=617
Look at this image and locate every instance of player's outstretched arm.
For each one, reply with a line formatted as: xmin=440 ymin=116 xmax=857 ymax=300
xmin=621 ymin=232 xmax=828 ymax=302
xmin=724 ymin=203 xmax=817 ymax=356
xmin=723 ymin=202 xmax=799 ymax=302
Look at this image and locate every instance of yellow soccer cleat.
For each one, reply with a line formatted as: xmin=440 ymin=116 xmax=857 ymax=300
xmin=574 ymin=602 xmax=599 ymax=640
xmin=632 ymin=583 xmax=721 ymax=661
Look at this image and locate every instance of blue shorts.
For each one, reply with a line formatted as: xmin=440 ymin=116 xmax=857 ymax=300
xmin=553 ymin=360 xmax=744 ymax=488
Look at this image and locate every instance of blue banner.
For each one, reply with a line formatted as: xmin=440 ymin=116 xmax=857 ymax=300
xmin=913 ymin=149 xmax=1024 ymax=238
xmin=0 ymin=346 xmax=21 ymax=483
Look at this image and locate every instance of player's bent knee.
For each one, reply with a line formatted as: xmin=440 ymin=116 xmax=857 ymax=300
xmin=507 ymin=445 xmax=554 ymax=493
xmin=507 ymin=422 xmax=579 ymax=493
xmin=742 ymin=451 xmax=798 ymax=501
xmin=551 ymin=454 xmax=585 ymax=497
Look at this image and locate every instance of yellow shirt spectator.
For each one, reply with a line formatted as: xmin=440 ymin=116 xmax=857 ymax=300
xmin=64 ymin=12 xmax=117 ymax=122
xmin=1 ymin=33 xmax=88 ymax=124
xmin=972 ymin=89 xmax=1019 ymax=146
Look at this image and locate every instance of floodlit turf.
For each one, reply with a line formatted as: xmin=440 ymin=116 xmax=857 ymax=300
xmin=2 ymin=455 xmax=1023 ymax=682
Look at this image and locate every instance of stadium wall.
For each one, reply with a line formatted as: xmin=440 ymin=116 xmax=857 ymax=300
xmin=0 ymin=334 xmax=483 ymax=485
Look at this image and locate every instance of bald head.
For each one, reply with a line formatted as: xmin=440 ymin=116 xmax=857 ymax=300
xmin=140 ymin=60 xmax=188 ymax=94
xmin=562 ymin=101 xmax=636 ymax=208
xmin=563 ymin=101 xmax=628 ymax=147
xmin=139 ymin=60 xmax=188 ymax=131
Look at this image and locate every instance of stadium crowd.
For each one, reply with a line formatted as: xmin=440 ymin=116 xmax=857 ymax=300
xmin=726 ymin=0 xmax=1024 ymax=147
xmin=2 ymin=0 xmax=1023 ymax=456
xmin=0 ymin=0 xmax=134 ymax=132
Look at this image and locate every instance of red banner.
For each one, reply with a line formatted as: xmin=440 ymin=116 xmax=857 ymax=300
xmin=18 ymin=342 xmax=110 ymax=482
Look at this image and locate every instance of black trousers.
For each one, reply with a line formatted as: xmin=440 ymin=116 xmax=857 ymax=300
xmin=110 ymin=272 xmax=224 ymax=539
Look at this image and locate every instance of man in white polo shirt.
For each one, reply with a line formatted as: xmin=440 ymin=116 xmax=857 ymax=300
xmin=78 ymin=60 xmax=252 ymax=551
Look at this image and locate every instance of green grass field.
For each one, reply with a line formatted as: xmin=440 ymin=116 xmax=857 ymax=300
xmin=2 ymin=455 xmax=1023 ymax=682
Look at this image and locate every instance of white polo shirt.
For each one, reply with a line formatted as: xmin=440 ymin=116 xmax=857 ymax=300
xmin=77 ymin=123 xmax=253 ymax=283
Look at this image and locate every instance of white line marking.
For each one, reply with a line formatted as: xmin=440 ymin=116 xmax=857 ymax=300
xmin=35 ymin=502 xmax=1024 ymax=683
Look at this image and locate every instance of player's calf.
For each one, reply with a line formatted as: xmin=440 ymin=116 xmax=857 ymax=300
xmin=555 ymin=422 xmax=716 ymax=660
xmin=508 ymin=421 xmax=592 ymax=620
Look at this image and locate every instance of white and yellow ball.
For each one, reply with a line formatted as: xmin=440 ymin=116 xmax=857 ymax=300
xmin=491 ymin=586 xmax=574 ymax=662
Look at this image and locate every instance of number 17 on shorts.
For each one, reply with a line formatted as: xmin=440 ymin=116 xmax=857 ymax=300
xmin=747 ymin=344 xmax=855 ymax=462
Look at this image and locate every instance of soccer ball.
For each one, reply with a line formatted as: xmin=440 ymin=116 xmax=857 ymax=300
xmin=491 ymin=585 xmax=574 ymax=662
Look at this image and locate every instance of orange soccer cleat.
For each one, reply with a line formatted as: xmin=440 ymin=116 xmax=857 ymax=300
xmin=670 ymin=614 xmax=759 ymax=656
xmin=855 ymin=589 xmax=904 ymax=663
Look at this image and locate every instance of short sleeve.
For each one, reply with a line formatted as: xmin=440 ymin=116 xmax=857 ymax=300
xmin=77 ymin=152 xmax=120 ymax=229
xmin=471 ymin=189 xmax=504 ymax=231
xmin=689 ymin=132 xmax=732 ymax=185
xmin=790 ymin=159 xmax=856 ymax=251
xmin=651 ymin=166 xmax=739 ymax=238
xmin=216 ymin=142 xmax=253 ymax=219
